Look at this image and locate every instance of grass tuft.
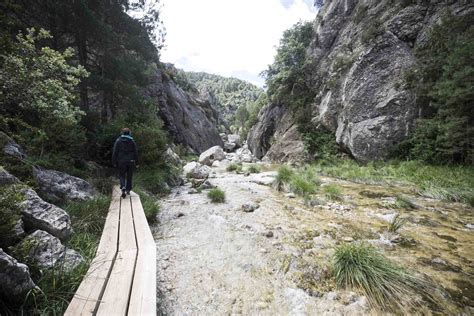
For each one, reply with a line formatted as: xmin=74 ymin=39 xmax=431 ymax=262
xmin=227 ymin=163 xmax=243 ymax=173
xmin=387 ymin=214 xmax=408 ymax=233
xmin=207 ymin=188 xmax=226 ymax=203
xmin=247 ymin=164 xmax=261 ymax=174
xmin=333 ymin=243 xmax=440 ymax=312
xmin=273 ymin=166 xmax=294 ymax=191
xmin=323 ymin=184 xmax=343 ymax=201
xmin=391 ymin=195 xmax=417 ymax=209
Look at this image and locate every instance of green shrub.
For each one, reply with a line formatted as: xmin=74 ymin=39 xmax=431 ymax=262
xmin=208 ymin=188 xmax=226 ymax=203
xmin=134 ymin=167 xmax=170 ymax=194
xmin=247 ymin=164 xmax=261 ymax=173
xmin=134 ymin=187 xmax=160 ymax=223
xmin=323 ymin=184 xmax=343 ymax=201
xmin=0 ymin=184 xmax=25 ymax=247
xmin=333 ymin=243 xmax=439 ymax=311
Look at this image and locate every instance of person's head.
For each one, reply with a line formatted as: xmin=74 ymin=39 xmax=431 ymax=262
xmin=121 ymin=127 xmax=131 ymax=135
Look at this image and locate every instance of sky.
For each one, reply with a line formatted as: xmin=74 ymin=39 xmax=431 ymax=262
xmin=159 ymin=0 xmax=317 ymax=87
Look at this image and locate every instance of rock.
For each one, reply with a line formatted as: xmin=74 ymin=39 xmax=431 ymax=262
xmin=164 ymin=147 xmax=182 ymax=166
xmin=246 ymin=1 xmax=472 ymax=163
xmin=375 ymin=212 xmax=398 ymax=223
xmin=20 ymin=188 xmax=73 ymax=240
xmin=265 ymin=231 xmax=274 ymax=238
xmin=198 ymin=146 xmax=226 ymax=166
xmin=227 ymin=134 xmax=242 ymax=147
xmin=224 ymin=142 xmax=236 ymax=152
xmin=466 ymin=224 xmax=474 ymax=230
xmin=183 ymin=162 xmax=211 ymax=179
xmin=15 ymin=230 xmax=83 ymax=271
xmin=146 ymin=65 xmax=223 ymax=153
xmin=0 ymin=248 xmax=36 ymax=303
xmin=1 ymin=132 xmax=27 ymax=160
xmin=211 ymin=160 xmax=221 ymax=168
xmin=235 ymin=146 xmax=254 ymax=163
xmin=167 ymin=173 xmax=184 ymax=187
xmin=342 ymin=237 xmax=354 ymax=242
xmin=285 ymin=193 xmax=296 ymax=199
xmin=0 ymin=168 xmax=20 ymax=186
xmin=199 ymin=180 xmax=215 ymax=190
xmin=241 ymin=203 xmax=259 ymax=213
xmin=188 ymin=188 xmax=198 ymax=194
xmin=33 ymin=168 xmax=98 ymax=204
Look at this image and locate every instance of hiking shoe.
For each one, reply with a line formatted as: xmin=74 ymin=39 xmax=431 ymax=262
xmin=121 ymin=190 xmax=127 ymax=199
xmin=126 ymin=191 xmax=130 ymax=195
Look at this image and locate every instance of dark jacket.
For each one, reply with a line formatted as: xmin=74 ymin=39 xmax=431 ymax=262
xmin=112 ymin=135 xmax=138 ymax=165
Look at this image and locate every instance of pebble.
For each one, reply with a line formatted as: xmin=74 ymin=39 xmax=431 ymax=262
xmin=466 ymin=224 xmax=474 ymax=230
xmin=260 ymin=248 xmax=268 ymax=254
xmin=242 ymin=203 xmax=259 ymax=212
xmin=265 ymin=231 xmax=274 ymax=238
xmin=342 ymin=237 xmax=354 ymax=242
xmin=285 ymin=193 xmax=296 ymax=198
xmin=188 ymin=188 xmax=198 ymax=194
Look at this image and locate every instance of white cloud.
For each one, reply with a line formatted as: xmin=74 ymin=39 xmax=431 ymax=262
xmin=160 ymin=0 xmax=317 ymax=86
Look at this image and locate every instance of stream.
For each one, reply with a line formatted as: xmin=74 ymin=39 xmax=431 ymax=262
xmin=152 ymin=163 xmax=473 ymax=315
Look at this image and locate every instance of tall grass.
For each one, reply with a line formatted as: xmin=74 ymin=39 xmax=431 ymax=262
xmin=315 ymin=159 xmax=474 ymax=205
xmin=226 ymin=163 xmax=242 ymax=173
xmin=247 ymin=164 xmax=261 ymax=173
xmin=333 ymin=243 xmax=440 ymax=312
xmin=273 ymin=166 xmax=320 ymax=199
xmin=134 ymin=187 xmax=160 ymax=223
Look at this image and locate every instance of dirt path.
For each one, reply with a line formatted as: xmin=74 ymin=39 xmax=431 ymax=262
xmin=152 ymin=164 xmax=473 ymax=315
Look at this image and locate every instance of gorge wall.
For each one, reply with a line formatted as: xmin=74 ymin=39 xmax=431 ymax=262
xmin=248 ymin=0 xmax=473 ymax=163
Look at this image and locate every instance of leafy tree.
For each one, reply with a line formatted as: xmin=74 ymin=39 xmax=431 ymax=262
xmin=262 ymin=21 xmax=314 ymax=106
xmin=402 ymin=13 xmax=474 ymax=164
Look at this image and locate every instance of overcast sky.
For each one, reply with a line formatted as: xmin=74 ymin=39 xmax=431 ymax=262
xmin=159 ymin=0 xmax=317 ymax=87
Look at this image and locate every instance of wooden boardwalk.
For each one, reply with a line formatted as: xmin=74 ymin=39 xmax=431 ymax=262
xmin=65 ymin=186 xmax=156 ymax=315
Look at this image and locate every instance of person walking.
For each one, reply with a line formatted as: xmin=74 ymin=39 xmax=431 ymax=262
xmin=112 ymin=128 xmax=138 ymax=198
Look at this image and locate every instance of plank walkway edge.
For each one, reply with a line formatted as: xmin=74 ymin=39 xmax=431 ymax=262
xmin=65 ymin=186 xmax=157 ymax=316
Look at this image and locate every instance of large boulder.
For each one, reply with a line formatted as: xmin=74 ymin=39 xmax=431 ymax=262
xmin=15 ymin=230 xmax=83 ymax=271
xmin=227 ymin=134 xmax=242 ymax=147
xmin=198 ymin=146 xmax=226 ymax=166
xmin=20 ymin=188 xmax=73 ymax=240
xmin=235 ymin=145 xmax=256 ymax=163
xmin=0 ymin=248 xmax=36 ymax=303
xmin=1 ymin=132 xmax=27 ymax=160
xmin=33 ymin=167 xmax=98 ymax=204
xmin=183 ymin=162 xmax=211 ymax=179
xmin=164 ymin=147 xmax=182 ymax=166
xmin=0 ymin=168 xmax=20 ymax=186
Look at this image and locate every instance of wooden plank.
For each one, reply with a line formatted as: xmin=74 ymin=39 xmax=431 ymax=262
xmin=65 ymin=186 xmax=122 ymax=315
xmin=96 ymin=195 xmax=138 ymax=315
xmin=128 ymin=193 xmax=157 ymax=315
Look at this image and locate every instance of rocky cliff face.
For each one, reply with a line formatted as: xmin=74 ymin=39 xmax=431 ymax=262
xmin=248 ymin=0 xmax=473 ymax=163
xmin=146 ymin=65 xmax=224 ymax=154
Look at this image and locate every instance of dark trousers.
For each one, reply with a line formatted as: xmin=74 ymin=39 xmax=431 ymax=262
xmin=118 ymin=161 xmax=134 ymax=192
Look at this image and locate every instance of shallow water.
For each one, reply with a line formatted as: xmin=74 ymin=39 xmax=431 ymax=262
xmin=153 ymin=164 xmax=474 ymax=315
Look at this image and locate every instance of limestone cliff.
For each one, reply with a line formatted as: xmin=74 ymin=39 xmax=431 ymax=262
xmin=248 ymin=0 xmax=473 ymax=163
xmin=146 ymin=65 xmax=224 ymax=154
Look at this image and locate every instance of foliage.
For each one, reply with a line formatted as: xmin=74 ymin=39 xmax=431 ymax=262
xmin=0 ymin=183 xmax=24 ymax=246
xmin=401 ymin=13 xmax=474 ymax=164
xmin=134 ymin=187 xmax=160 ymax=223
xmin=299 ymin=122 xmax=340 ymax=159
xmin=323 ymin=184 xmax=343 ymax=201
xmin=274 ymin=165 xmax=320 ymax=198
xmin=262 ymin=21 xmax=314 ymax=107
xmin=333 ymin=243 xmax=439 ymax=312
xmin=387 ymin=214 xmax=408 ymax=233
xmin=315 ymin=159 xmax=474 ymax=205
xmin=208 ymin=188 xmax=226 ymax=203
xmin=134 ymin=167 xmax=170 ymax=195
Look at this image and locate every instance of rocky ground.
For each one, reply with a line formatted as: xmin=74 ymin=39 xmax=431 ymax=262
xmin=153 ymin=161 xmax=474 ymax=315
